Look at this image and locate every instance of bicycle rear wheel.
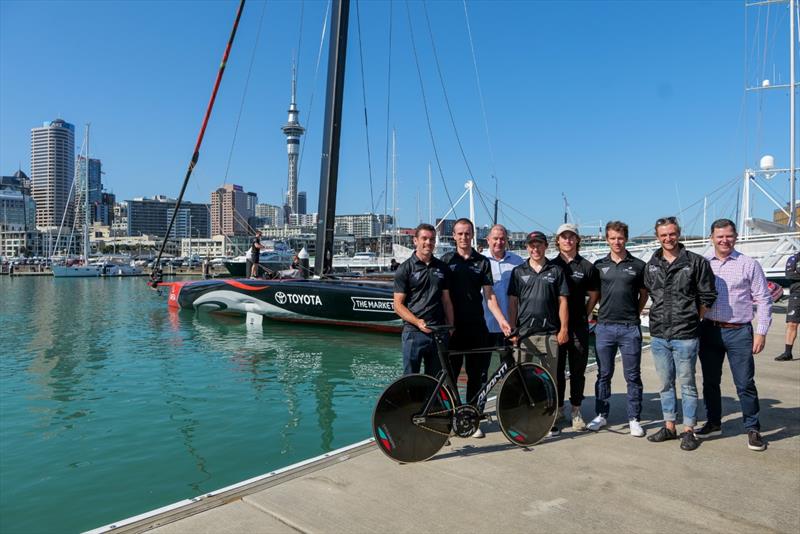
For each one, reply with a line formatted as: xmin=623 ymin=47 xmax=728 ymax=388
xmin=373 ymin=374 xmax=454 ymax=463
xmin=497 ymin=363 xmax=557 ymax=447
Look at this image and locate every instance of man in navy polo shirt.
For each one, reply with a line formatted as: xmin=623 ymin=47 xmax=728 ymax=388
xmin=508 ymin=230 xmax=570 ymax=435
xmin=587 ymin=221 xmax=649 ymax=437
xmin=442 ymin=218 xmax=511 ymax=438
xmin=393 ymin=223 xmax=455 ymax=376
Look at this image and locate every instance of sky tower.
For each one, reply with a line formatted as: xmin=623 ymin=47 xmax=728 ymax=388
xmin=282 ymin=65 xmax=305 ymax=215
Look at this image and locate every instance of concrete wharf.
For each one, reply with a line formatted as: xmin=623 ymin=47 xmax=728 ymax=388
xmin=92 ymin=310 xmax=800 ymax=534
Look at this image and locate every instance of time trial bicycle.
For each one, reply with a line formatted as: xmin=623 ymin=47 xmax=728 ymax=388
xmin=372 ymin=325 xmax=557 ymax=463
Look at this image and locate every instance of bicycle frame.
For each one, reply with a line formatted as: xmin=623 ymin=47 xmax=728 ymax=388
xmin=411 ymin=331 xmax=538 ymax=427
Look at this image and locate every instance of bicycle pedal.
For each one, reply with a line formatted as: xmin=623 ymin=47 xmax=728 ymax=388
xmin=484 ymin=413 xmax=495 ymax=424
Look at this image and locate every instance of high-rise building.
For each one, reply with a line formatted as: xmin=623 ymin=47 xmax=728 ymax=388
xmin=255 ymin=203 xmax=285 ymax=227
xmin=210 ymin=184 xmax=255 ymax=236
xmin=31 ymin=119 xmax=75 ymax=230
xmin=112 ymin=201 xmax=128 ymax=235
xmin=282 ymin=68 xmax=305 ymax=215
xmin=127 ymin=195 xmax=209 ymax=239
xmin=334 ymin=213 xmax=393 ymax=238
xmin=0 ymin=172 xmax=36 ymax=231
xmin=74 ymin=155 xmax=102 ymax=227
xmin=298 ymin=191 xmax=307 ymax=215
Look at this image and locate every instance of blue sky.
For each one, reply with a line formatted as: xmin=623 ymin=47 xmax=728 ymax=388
xmin=1 ymin=0 xmax=796 ymax=238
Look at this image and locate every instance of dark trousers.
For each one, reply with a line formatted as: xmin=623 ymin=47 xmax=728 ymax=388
xmin=401 ymin=329 xmax=445 ymax=377
xmin=448 ymin=326 xmax=491 ymax=406
xmin=557 ymin=324 xmax=589 ymax=407
xmin=699 ymin=322 xmax=760 ymax=431
xmin=594 ymin=323 xmax=643 ymax=421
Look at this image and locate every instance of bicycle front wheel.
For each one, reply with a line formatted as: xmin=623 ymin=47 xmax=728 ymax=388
xmin=373 ymin=374 xmax=454 ymax=463
xmin=497 ymin=363 xmax=557 ymax=447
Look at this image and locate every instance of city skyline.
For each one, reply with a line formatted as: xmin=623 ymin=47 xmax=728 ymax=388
xmin=1 ymin=1 xmax=797 ymax=238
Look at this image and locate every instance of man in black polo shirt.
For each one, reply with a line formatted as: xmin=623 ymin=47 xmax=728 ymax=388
xmin=441 ymin=218 xmax=511 ymax=438
xmin=550 ymin=223 xmax=600 ymax=432
xmin=508 ymin=230 xmax=569 ymax=431
xmin=587 ymin=221 xmax=649 ymax=437
xmin=393 ymin=223 xmax=455 ymax=376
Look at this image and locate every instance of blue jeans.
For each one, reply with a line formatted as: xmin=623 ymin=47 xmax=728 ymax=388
xmin=650 ymin=337 xmax=699 ymax=428
xmin=594 ymin=323 xmax=643 ymax=421
xmin=699 ymin=322 xmax=760 ymax=431
xmin=402 ymin=329 xmax=445 ymax=376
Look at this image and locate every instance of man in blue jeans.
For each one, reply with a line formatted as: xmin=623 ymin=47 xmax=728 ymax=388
xmin=697 ymin=219 xmax=772 ymax=451
xmin=393 ymin=223 xmax=455 ymax=376
xmin=644 ymin=217 xmax=717 ymax=451
xmin=587 ymin=221 xmax=648 ymax=437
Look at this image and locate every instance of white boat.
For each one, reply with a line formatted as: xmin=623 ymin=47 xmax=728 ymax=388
xmin=53 ymin=125 xmax=102 ymax=278
xmin=52 ymin=264 xmax=102 ymax=277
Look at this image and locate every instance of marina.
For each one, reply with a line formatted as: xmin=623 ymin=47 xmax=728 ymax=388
xmin=1 ymin=0 xmax=799 ymax=533
xmin=0 ymin=276 xmax=406 ymax=533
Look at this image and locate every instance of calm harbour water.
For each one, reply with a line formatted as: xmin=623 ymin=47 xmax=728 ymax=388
xmin=0 ymin=276 xmax=404 ymax=533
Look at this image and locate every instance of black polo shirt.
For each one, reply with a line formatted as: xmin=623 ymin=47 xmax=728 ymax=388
xmin=441 ymin=248 xmax=493 ymax=329
xmin=594 ymin=252 xmax=646 ymax=324
xmin=507 ymin=259 xmax=569 ymax=335
xmin=394 ymin=252 xmax=451 ymax=332
xmin=551 ymin=253 xmax=599 ymax=329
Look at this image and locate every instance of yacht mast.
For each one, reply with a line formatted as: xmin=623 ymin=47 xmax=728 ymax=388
xmin=314 ymin=0 xmax=350 ymax=276
xmin=391 ymin=129 xmax=396 ymax=250
xmin=83 ymin=124 xmax=90 ymax=262
xmin=790 ymin=0 xmax=796 ymax=228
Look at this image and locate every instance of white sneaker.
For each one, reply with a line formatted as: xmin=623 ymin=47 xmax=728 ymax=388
xmin=629 ymin=419 xmax=645 ymax=438
xmin=471 ymin=427 xmax=485 ymax=439
xmin=587 ymin=415 xmax=607 ymax=432
xmin=571 ymin=407 xmax=587 ymax=431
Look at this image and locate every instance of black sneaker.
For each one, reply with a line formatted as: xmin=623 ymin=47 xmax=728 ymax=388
xmin=647 ymin=426 xmax=678 ymax=443
xmin=680 ymin=431 xmax=700 ymax=451
xmin=775 ymin=352 xmax=794 ymax=361
xmin=546 ymin=426 xmax=560 ymax=438
xmin=748 ymin=430 xmax=767 ymax=451
xmin=695 ymin=422 xmax=722 ymax=439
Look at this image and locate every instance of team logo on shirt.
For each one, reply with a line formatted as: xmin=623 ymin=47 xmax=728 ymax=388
xmin=649 ymin=265 xmax=659 ymax=272
xmin=623 ymin=267 xmax=636 ymax=276
xmin=542 ymin=273 xmax=556 ymax=283
xmin=601 ymin=267 xmax=610 ymax=274
xmin=572 ymin=272 xmax=584 ymax=279
xmin=522 ymin=275 xmax=531 ymax=283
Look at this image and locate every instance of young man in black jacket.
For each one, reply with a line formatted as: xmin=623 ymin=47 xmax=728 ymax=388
xmin=644 ymin=217 xmax=717 ymax=451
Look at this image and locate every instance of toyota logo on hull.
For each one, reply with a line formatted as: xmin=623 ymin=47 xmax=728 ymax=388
xmin=274 ymin=291 xmax=322 ymax=306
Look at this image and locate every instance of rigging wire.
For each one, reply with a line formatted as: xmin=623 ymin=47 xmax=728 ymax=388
xmin=381 ymin=1 xmax=393 ymax=237
xmin=355 ymin=0 xmax=376 ymax=213
xmin=497 ymin=198 xmax=554 ymax=234
xmin=297 ymin=0 xmax=331 ymax=178
xmin=462 ymin=0 xmax=497 ymax=186
xmin=404 ymin=0 xmax=457 ymax=218
xmin=421 ymin=0 xmax=477 ymax=186
xmin=222 ymin=0 xmax=269 ymax=185
xmin=296 ymin=0 xmax=305 ymax=77
xmin=149 ymin=0 xmax=246 ymax=287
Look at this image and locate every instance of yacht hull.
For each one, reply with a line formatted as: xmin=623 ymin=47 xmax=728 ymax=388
xmin=52 ymin=265 xmax=102 ymax=277
xmin=162 ymin=278 xmax=402 ymax=332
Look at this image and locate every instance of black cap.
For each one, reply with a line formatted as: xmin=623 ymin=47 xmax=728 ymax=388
xmin=526 ymin=231 xmax=548 ymax=245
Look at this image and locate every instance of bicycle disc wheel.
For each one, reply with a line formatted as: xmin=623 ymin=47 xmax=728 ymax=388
xmin=497 ymin=363 xmax=557 ymax=447
xmin=373 ymin=374 xmax=454 ymax=463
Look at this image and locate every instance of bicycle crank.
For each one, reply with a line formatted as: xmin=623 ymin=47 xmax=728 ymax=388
xmin=453 ymin=405 xmax=481 ymax=438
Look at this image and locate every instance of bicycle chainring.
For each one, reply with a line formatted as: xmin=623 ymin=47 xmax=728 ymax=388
xmin=453 ymin=405 xmax=481 ymax=438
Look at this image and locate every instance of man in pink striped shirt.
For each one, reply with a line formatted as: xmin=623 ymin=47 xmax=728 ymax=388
xmin=697 ymin=219 xmax=772 ymax=452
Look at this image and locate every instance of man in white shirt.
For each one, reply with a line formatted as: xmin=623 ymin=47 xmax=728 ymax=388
xmin=482 ymin=224 xmax=524 ymax=347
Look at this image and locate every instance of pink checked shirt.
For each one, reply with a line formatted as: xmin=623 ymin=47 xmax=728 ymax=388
xmin=705 ymin=250 xmax=772 ymax=335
